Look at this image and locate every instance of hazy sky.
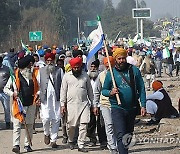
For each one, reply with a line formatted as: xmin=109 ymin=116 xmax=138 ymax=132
xmin=112 ymin=0 xmax=180 ymax=20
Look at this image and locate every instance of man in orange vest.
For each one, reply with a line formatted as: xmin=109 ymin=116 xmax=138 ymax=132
xmin=4 ymin=55 xmax=39 ymax=153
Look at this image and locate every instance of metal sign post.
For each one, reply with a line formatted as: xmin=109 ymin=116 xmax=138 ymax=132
xmin=132 ymin=8 xmax=151 ymax=40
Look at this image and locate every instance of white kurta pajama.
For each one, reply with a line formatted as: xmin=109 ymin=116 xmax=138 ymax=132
xmin=37 ymin=73 xmax=61 ymax=143
xmin=60 ymin=71 xmax=93 ymax=148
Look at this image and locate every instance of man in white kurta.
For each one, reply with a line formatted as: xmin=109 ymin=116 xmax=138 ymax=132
xmin=60 ymin=57 xmax=95 ymax=152
xmin=37 ymin=52 xmax=64 ymax=148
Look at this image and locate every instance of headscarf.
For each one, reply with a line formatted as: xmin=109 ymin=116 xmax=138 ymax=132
xmin=72 ymin=50 xmax=83 ymax=58
xmin=69 ymin=57 xmax=82 ymax=68
xmin=18 ymin=55 xmax=35 ymax=69
xmin=44 ymin=52 xmax=55 ymax=61
xmin=91 ymin=59 xmax=100 ymax=68
xmin=113 ymin=48 xmax=127 ymax=58
xmin=65 ymin=64 xmax=71 ymax=72
xmin=152 ymin=80 xmax=163 ymax=91
xmin=103 ymin=56 xmax=115 ymax=66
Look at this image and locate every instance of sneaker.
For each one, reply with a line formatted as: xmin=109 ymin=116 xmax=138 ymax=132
xmin=146 ymin=119 xmax=160 ymax=126
xmin=62 ymin=137 xmax=68 ymax=144
xmin=24 ymin=145 xmax=33 ymax=152
xmin=88 ymin=141 xmax=96 ymax=147
xmin=44 ymin=135 xmax=50 ymax=145
xmin=100 ymin=142 xmax=107 ymax=150
xmin=78 ymin=147 xmax=88 ymax=153
xmin=12 ymin=145 xmax=20 ymax=153
xmin=51 ymin=142 xmax=58 ymax=148
xmin=6 ymin=122 xmax=11 ymax=129
xmin=69 ymin=142 xmax=75 ymax=150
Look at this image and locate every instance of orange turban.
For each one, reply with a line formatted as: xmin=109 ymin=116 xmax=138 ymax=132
xmin=113 ymin=48 xmax=127 ymax=58
xmin=69 ymin=57 xmax=82 ymax=68
xmin=44 ymin=52 xmax=55 ymax=61
xmin=152 ymin=80 xmax=163 ymax=91
xmin=103 ymin=56 xmax=115 ymax=66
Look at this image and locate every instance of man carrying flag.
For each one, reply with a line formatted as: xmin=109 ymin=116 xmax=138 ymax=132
xmin=4 ymin=55 xmax=39 ymax=153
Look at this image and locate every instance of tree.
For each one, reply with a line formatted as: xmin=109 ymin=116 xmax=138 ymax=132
xmin=116 ymin=0 xmax=136 ymax=17
xmin=101 ymin=0 xmax=115 ymax=38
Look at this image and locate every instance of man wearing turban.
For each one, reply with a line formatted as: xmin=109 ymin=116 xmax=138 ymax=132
xmin=102 ymin=48 xmax=146 ymax=154
xmin=4 ymin=55 xmax=39 ymax=153
xmin=93 ymin=56 xmax=118 ymax=153
xmin=146 ymin=80 xmax=178 ymax=125
xmin=60 ymin=57 xmax=95 ymax=152
xmin=36 ymin=51 xmax=64 ymax=148
xmin=86 ymin=59 xmax=107 ymax=149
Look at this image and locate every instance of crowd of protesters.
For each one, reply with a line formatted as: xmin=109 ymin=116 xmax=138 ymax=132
xmin=0 ymin=43 xmax=179 ymax=154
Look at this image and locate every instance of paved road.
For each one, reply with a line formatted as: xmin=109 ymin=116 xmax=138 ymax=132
xmin=0 ymin=75 xmax=179 ymax=154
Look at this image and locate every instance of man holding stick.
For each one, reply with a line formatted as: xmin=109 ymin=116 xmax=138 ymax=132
xmin=102 ymin=48 xmax=146 ymax=154
xmin=4 ymin=55 xmax=39 ymax=153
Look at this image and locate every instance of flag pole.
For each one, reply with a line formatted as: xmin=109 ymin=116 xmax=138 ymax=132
xmin=97 ymin=16 xmax=121 ymax=105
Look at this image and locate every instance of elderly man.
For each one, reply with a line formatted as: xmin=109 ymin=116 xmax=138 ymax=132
xmin=0 ymin=56 xmax=11 ymax=129
xmin=37 ymin=52 xmax=64 ymax=148
xmin=4 ymin=55 xmax=38 ymax=153
xmin=86 ymin=59 xmax=107 ymax=149
xmin=102 ymin=48 xmax=146 ymax=154
xmin=60 ymin=57 xmax=95 ymax=152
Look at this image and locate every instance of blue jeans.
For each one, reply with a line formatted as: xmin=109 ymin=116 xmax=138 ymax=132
xmin=111 ymin=108 xmax=136 ymax=154
xmin=0 ymin=92 xmax=10 ymax=123
xmin=100 ymin=105 xmax=117 ymax=150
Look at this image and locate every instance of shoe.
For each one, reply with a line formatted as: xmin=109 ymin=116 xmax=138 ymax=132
xmin=62 ymin=137 xmax=68 ymax=144
xmin=24 ymin=145 xmax=33 ymax=152
xmin=33 ymin=129 xmax=37 ymax=134
xmin=6 ymin=122 xmax=11 ymax=129
xmin=134 ymin=119 xmax=140 ymax=124
xmin=88 ymin=141 xmax=96 ymax=147
xmin=12 ymin=145 xmax=20 ymax=153
xmin=78 ymin=147 xmax=88 ymax=153
xmin=69 ymin=142 xmax=75 ymax=150
xmin=51 ymin=142 xmax=58 ymax=148
xmin=44 ymin=135 xmax=50 ymax=145
xmin=100 ymin=142 xmax=107 ymax=150
xmin=146 ymin=119 xmax=160 ymax=126
xmin=110 ymin=149 xmax=119 ymax=154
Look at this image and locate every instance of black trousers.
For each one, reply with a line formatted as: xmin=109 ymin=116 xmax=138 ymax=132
xmin=86 ymin=108 xmax=107 ymax=144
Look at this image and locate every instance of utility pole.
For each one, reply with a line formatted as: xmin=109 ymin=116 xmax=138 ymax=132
xmin=136 ymin=0 xmax=139 ymax=35
xmin=140 ymin=19 xmax=143 ymax=40
xmin=78 ymin=17 xmax=80 ymax=41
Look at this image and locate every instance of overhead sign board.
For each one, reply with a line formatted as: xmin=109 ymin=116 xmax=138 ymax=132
xmin=132 ymin=8 xmax=151 ymax=19
xmin=29 ymin=31 xmax=42 ymax=41
xmin=84 ymin=20 xmax=98 ymax=27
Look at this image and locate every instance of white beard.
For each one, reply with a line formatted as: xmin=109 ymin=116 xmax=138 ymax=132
xmin=20 ymin=68 xmax=32 ymax=80
xmin=46 ymin=64 xmax=55 ymax=75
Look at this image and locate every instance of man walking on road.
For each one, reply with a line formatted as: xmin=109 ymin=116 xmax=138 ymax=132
xmin=60 ymin=57 xmax=96 ymax=152
xmin=102 ymin=48 xmax=146 ymax=154
xmin=4 ymin=55 xmax=38 ymax=153
xmin=37 ymin=52 xmax=64 ymax=148
xmin=0 ymin=56 xmax=11 ymax=129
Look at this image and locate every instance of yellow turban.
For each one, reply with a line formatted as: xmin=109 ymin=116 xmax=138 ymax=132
xmin=65 ymin=64 xmax=71 ymax=72
xmin=113 ymin=48 xmax=127 ymax=58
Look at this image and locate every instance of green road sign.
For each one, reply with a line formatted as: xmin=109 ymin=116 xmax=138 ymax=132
xmin=29 ymin=31 xmax=42 ymax=41
xmin=132 ymin=8 xmax=151 ymax=18
xmin=84 ymin=20 xmax=98 ymax=27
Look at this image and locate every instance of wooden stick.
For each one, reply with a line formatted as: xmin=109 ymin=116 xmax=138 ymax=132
xmin=103 ymin=39 xmax=121 ymax=105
